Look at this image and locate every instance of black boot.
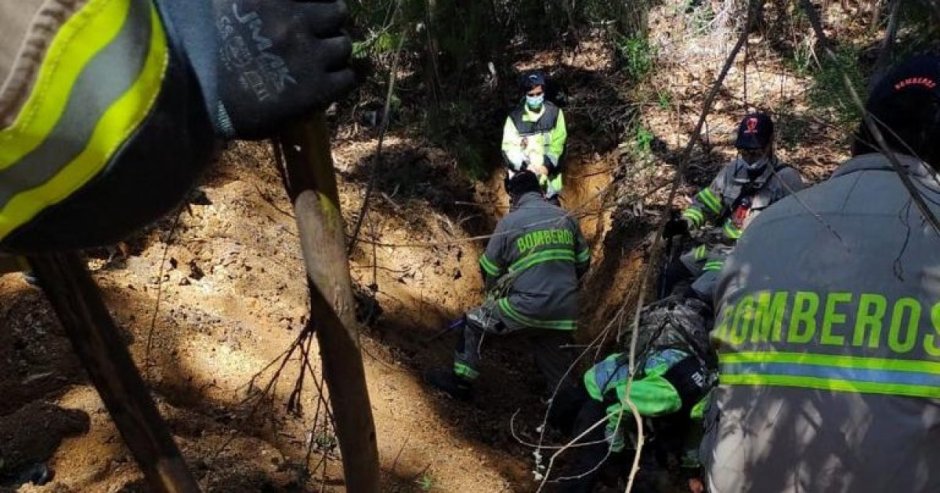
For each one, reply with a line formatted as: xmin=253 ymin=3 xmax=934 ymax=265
xmin=424 ymin=368 xmax=473 ymax=401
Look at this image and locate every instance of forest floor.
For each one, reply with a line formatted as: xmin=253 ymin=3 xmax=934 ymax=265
xmin=0 ymin=1 xmax=874 ymax=492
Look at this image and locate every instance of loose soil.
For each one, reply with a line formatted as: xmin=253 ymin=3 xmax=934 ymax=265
xmin=0 ymin=1 xmax=871 ymax=491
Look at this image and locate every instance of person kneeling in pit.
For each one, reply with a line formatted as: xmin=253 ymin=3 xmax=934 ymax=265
xmin=425 ymin=170 xmax=590 ymax=426
xmin=552 ymin=296 xmax=717 ymax=493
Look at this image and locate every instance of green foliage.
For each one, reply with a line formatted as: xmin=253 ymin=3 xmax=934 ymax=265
xmin=616 ymin=35 xmax=656 ymax=81
xmin=415 ymin=472 xmax=435 ymax=491
xmin=657 ymin=90 xmax=672 ymax=110
xmin=352 ymin=30 xmax=404 ymax=60
xmin=314 ymin=432 xmax=338 ymax=450
xmin=634 ymin=124 xmax=655 ymax=155
xmin=808 ymin=45 xmax=866 ymax=126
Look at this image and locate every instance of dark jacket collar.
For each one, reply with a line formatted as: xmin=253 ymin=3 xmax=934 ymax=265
xmin=511 ymin=191 xmax=546 ymax=210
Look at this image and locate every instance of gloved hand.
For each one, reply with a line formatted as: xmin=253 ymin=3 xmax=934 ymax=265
xmin=663 ymin=212 xmax=690 ymax=238
xmin=157 ymin=0 xmax=356 ymax=139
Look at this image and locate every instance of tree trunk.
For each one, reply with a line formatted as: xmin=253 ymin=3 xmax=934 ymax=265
xmin=274 ymin=114 xmax=381 ymax=493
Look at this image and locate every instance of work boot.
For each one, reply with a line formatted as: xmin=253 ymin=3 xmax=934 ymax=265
xmin=424 ymin=368 xmax=473 ymax=401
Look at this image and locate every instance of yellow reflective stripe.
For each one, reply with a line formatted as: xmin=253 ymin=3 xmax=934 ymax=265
xmin=0 ymin=1 xmax=167 ymax=241
xmin=683 ymin=207 xmax=704 ymax=225
xmin=479 ymin=254 xmax=502 ymax=276
xmin=721 ymin=373 xmax=940 ymax=399
xmin=508 ymin=248 xmax=575 ymax=273
xmin=721 ymin=351 xmax=940 ymax=374
xmin=497 ymin=297 xmax=576 ymax=330
xmin=703 ymin=260 xmax=724 ymax=271
xmin=0 ymin=0 xmax=130 ymax=165
xmin=721 ymin=351 xmax=940 ymax=398
xmin=697 ymin=188 xmax=722 ymax=214
xmin=453 ymin=362 xmax=479 ymax=380
xmin=693 ymin=244 xmax=707 ymax=260
xmin=723 ymin=220 xmax=743 ymax=239
xmin=576 ymin=248 xmax=590 ymax=263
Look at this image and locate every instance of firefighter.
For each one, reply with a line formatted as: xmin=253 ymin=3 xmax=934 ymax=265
xmin=661 ymin=112 xmax=804 ymax=301
xmin=0 ymin=0 xmax=354 ymax=253
xmin=426 ymin=171 xmax=590 ymax=423
xmin=502 ymin=71 xmax=568 ymax=204
xmin=704 ymin=54 xmax=940 ymax=492
xmin=554 ymin=296 xmax=716 ymax=493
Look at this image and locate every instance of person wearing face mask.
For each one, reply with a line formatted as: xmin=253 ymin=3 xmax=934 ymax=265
xmin=501 ymin=71 xmax=568 ymax=205
xmin=660 ymin=112 xmax=804 ymax=302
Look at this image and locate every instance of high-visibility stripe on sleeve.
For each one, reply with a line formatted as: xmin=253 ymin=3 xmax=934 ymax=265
xmin=703 ymin=260 xmax=724 ymax=272
xmin=723 ymin=220 xmax=743 ymax=240
xmin=696 ymin=188 xmax=722 ymax=215
xmin=693 ymin=244 xmax=708 ymax=261
xmin=454 ymin=361 xmax=480 ymax=380
xmin=479 ymin=253 xmax=503 ymax=277
xmin=576 ymin=248 xmax=591 ymax=263
xmin=0 ymin=0 xmax=167 ymax=242
xmin=683 ymin=207 xmax=705 ymax=227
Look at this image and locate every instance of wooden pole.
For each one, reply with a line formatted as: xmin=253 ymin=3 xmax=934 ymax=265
xmin=275 ymin=113 xmax=381 ymax=492
xmin=26 ymin=252 xmax=199 ymax=493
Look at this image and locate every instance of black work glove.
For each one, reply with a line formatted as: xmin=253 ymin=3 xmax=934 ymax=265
xmin=663 ymin=212 xmax=690 ymax=238
xmin=157 ymin=0 xmax=355 ymax=139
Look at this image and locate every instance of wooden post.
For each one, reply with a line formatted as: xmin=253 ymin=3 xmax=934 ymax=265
xmin=27 ymin=252 xmax=199 ymax=493
xmin=275 ymin=113 xmax=381 ymax=492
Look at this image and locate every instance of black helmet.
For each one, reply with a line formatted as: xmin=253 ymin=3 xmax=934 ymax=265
xmin=522 ymin=71 xmax=547 ymax=91
xmin=853 ymin=54 xmax=940 ymax=170
xmin=506 ymin=170 xmax=542 ymax=198
xmin=735 ymin=112 xmax=774 ymax=150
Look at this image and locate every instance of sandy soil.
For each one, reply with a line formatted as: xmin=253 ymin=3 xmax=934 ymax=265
xmin=0 ymin=1 xmax=872 ymax=491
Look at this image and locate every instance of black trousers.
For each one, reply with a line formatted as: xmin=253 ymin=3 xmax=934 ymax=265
xmin=454 ymin=314 xmax=584 ymax=429
xmin=553 ymin=400 xmax=681 ymax=493
xmin=552 ymin=399 xmax=618 ymax=493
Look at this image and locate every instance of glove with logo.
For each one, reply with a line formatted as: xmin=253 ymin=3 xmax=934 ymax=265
xmin=157 ymin=0 xmax=355 ymax=139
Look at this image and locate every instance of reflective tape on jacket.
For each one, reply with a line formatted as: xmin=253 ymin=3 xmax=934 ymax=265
xmin=0 ymin=0 xmax=168 ymax=242
xmin=497 ymin=297 xmax=576 ymax=330
xmin=703 ymin=260 xmax=724 ymax=272
xmin=508 ymin=248 xmax=575 ymax=273
xmin=720 ymin=351 xmax=940 ymax=399
xmin=683 ymin=207 xmax=705 ymax=227
xmin=722 ymin=220 xmax=743 ymax=240
xmin=479 ymin=253 xmax=502 ymax=276
xmin=696 ymin=188 xmax=722 ymax=215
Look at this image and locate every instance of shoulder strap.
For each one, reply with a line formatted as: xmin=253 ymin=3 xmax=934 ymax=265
xmin=510 ymin=103 xmax=559 ymax=135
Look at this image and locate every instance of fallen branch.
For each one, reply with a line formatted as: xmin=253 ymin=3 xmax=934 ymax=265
xmin=29 ymin=252 xmax=199 ymax=492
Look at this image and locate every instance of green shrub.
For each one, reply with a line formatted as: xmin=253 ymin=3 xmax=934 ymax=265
xmin=808 ymin=45 xmax=865 ymax=127
xmin=616 ymin=35 xmax=656 ymax=81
